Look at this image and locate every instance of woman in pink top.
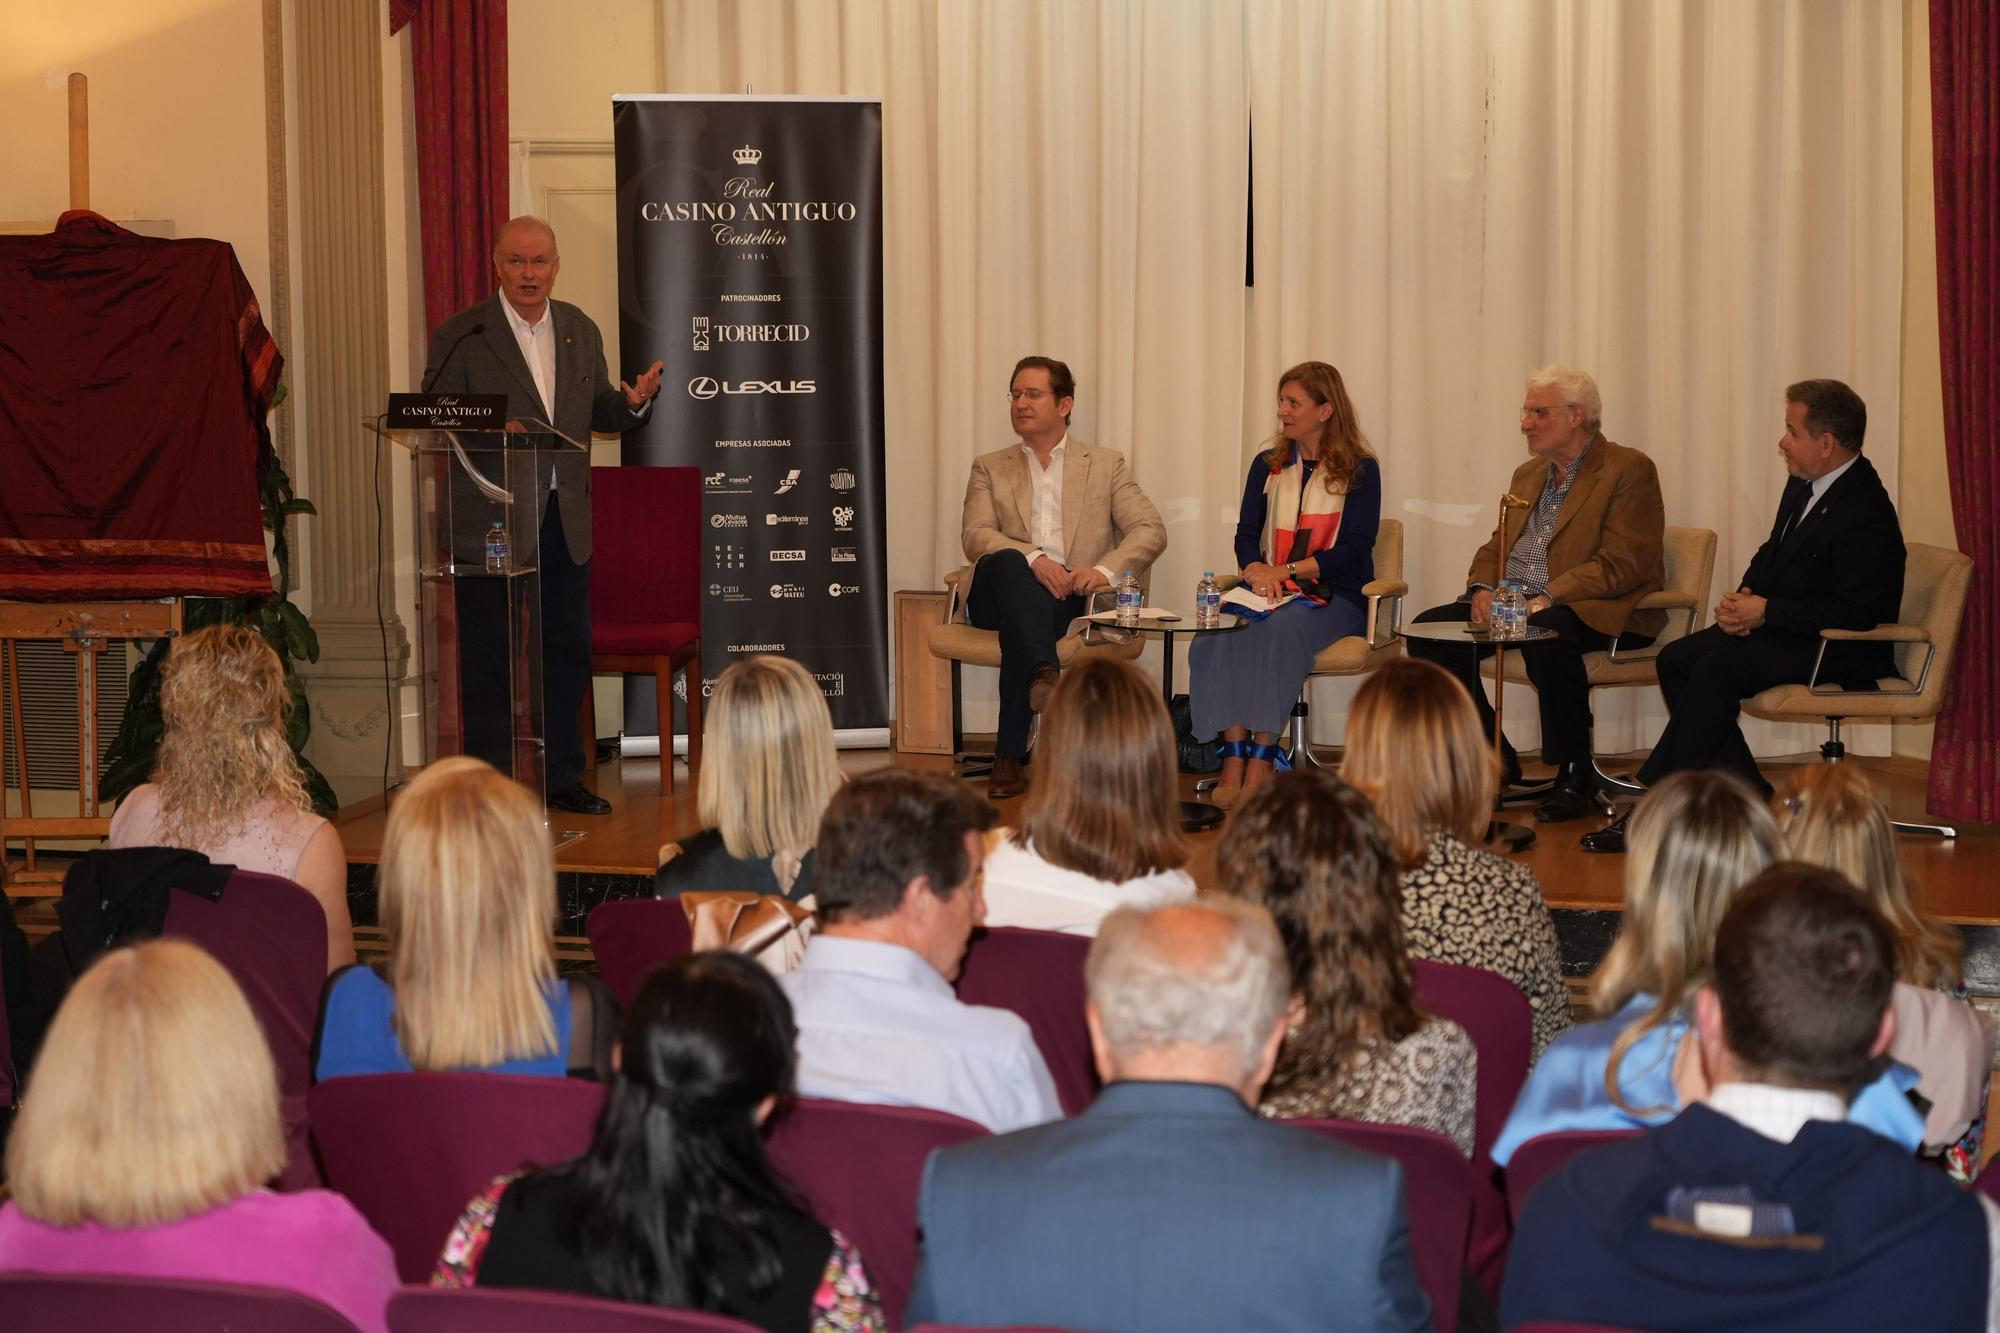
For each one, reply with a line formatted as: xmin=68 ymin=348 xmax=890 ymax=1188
xmin=109 ymin=623 xmax=354 ymax=970
xmin=0 ymin=939 xmax=397 ymax=1332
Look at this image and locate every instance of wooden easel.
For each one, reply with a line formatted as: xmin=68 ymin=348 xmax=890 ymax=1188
xmin=1 ymin=75 xmax=185 ymax=894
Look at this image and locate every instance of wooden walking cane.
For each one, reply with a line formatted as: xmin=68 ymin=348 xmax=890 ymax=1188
xmin=1491 ymin=492 xmax=1533 ymax=771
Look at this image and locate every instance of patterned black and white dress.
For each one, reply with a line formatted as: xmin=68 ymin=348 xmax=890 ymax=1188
xmin=1400 ymin=832 xmax=1573 ymax=1059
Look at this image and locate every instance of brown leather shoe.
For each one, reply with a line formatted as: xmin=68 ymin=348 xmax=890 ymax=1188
xmin=988 ymin=755 xmax=1027 ymax=799
xmin=1027 ymin=664 xmax=1061 ymax=714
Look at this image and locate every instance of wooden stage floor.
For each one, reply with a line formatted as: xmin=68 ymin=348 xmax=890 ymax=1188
xmin=333 ymin=746 xmax=1999 ymax=983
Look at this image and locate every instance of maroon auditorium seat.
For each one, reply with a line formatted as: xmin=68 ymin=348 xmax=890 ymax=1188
xmin=587 ymin=897 xmax=695 ymax=1007
xmin=1412 ymin=955 xmax=1534 ymax=1295
xmin=764 ymin=1096 xmax=988 ymax=1327
xmin=0 ymin=1273 xmax=362 ymax=1333
xmin=1505 ymin=1129 xmax=1644 ymax=1223
xmin=953 ymin=925 xmax=1098 ymax=1115
xmin=166 ymin=868 xmax=328 ymax=1188
xmin=310 ymin=1071 xmax=606 ymax=1282
xmin=1288 ymin=1117 xmax=1473 ymax=1333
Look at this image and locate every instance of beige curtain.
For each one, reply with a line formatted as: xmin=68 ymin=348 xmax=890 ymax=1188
xmin=655 ymin=0 xmax=1904 ymax=753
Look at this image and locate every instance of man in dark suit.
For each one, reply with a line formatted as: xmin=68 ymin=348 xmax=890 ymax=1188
xmin=421 ymin=216 xmax=662 ymax=814
xmin=1406 ymin=365 xmax=1666 ymax=824
xmin=958 ymin=355 xmax=1167 ymax=799
xmin=1584 ymin=379 xmax=1904 ymax=852
xmin=904 ymin=897 xmax=1433 ymax=1333
xmin=1503 ymin=864 xmax=1995 ymax=1331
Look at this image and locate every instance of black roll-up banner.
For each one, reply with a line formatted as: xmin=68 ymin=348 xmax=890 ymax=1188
xmin=613 ymin=96 xmax=888 ymax=737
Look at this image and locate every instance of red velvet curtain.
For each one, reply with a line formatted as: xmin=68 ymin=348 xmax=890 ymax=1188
xmin=393 ymin=0 xmax=510 ymax=339
xmin=1926 ymin=0 xmax=1999 ymax=823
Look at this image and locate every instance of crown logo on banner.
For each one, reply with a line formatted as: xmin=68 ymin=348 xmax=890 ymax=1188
xmin=733 ymin=144 xmax=763 ymax=165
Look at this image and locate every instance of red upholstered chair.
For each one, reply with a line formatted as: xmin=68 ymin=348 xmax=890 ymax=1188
xmin=586 ymin=897 xmax=695 ymax=1007
xmin=165 ymin=868 xmax=328 ymax=1189
xmin=908 ymin=1327 xmax=1116 ymax=1332
xmin=764 ymin=1097 xmax=989 ymax=1328
xmin=389 ymin=1287 xmax=763 ymax=1332
xmin=1411 ymin=956 xmax=1534 ymax=1295
xmin=0 ymin=1273 xmax=363 ymax=1333
xmin=1978 ymin=1159 xmax=2000 ymax=1204
xmin=1287 ymin=1118 xmax=1473 ymax=1333
xmin=587 ymin=465 xmax=702 ymax=793
xmin=1505 ymin=1130 xmax=1644 ymax=1224
xmin=952 ymin=926 xmax=1098 ymax=1116
xmin=309 ymin=1071 xmax=607 ymax=1282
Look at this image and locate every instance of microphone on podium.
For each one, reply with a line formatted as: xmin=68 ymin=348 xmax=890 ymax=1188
xmin=421 ymin=322 xmax=486 ymax=392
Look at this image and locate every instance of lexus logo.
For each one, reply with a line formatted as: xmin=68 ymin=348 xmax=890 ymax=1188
xmin=687 ymin=377 xmax=817 ymax=400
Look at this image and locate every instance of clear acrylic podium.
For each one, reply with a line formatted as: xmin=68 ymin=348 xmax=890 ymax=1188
xmin=366 ymin=417 xmax=588 ymax=809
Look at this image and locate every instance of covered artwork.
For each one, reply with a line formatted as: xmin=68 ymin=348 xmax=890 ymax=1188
xmin=0 ymin=211 xmax=278 ymax=602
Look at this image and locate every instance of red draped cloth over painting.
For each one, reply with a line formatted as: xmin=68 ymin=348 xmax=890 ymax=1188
xmin=0 ymin=212 xmax=277 ymax=602
xmin=392 ymin=0 xmax=510 ymax=338
xmin=1927 ymin=0 xmax=1999 ymax=823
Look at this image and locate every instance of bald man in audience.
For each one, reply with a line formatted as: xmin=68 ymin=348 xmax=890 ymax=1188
xmin=1504 ymin=864 xmax=1998 ymax=1332
xmin=905 ymin=897 xmax=1433 ymax=1333
xmin=779 ymin=769 xmax=1061 ymax=1133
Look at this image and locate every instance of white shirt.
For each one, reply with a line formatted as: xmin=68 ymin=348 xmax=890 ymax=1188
xmin=780 ymin=935 xmax=1063 ymax=1133
xmin=1021 ymin=435 xmax=1069 ymax=563
xmin=1708 ymin=1081 xmax=2000 ymax=1332
xmin=498 ymin=294 xmax=556 ymax=422
xmin=1806 ymin=452 xmax=1860 ymax=510
xmin=980 ymin=835 xmax=1195 ymax=937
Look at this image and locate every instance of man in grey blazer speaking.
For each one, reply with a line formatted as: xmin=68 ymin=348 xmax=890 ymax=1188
xmin=422 ymin=216 xmax=662 ymax=815
xmin=958 ymin=355 xmax=1167 ymax=798
xmin=904 ymin=897 xmax=1434 ymax=1333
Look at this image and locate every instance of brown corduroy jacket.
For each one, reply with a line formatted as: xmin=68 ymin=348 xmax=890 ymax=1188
xmin=1465 ymin=432 xmax=1666 ymax=639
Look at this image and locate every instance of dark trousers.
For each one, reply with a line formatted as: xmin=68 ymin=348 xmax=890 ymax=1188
xmin=1634 ymin=624 xmax=1819 ymax=793
xmin=459 ymin=499 xmax=592 ymax=793
xmin=1406 ymin=601 xmax=1652 ymax=769
xmin=966 ymin=548 xmax=1084 ymax=759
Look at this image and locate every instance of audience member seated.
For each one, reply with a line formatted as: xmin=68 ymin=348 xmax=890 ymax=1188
xmin=433 ymin=951 xmax=885 ymax=1331
xmin=1342 ymin=657 xmax=1573 ymax=1056
xmin=109 ymin=623 xmax=354 ymax=971
xmin=979 ymin=657 xmax=1196 ymax=935
xmin=1187 ymin=360 xmax=1382 ymax=809
xmin=1219 ymin=769 xmax=1478 ymax=1154
xmin=1493 ymin=771 xmax=1925 ymax=1165
xmin=314 ymin=757 xmax=615 ymax=1081
xmin=655 ymin=654 xmax=840 ymax=903
xmin=1503 ymin=866 xmax=1999 ymax=1332
xmin=1776 ymin=764 xmax=1996 ymax=1178
xmin=905 ymin=898 xmax=1432 ymax=1333
xmin=780 ymin=770 xmax=1061 ymax=1133
xmin=0 ymin=940 xmax=396 ymax=1332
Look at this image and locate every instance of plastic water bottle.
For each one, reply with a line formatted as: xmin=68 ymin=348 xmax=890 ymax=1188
xmin=1115 ymin=570 xmax=1142 ymax=628
xmin=484 ymin=521 xmax=510 ymax=574
xmin=1493 ymin=581 xmax=1527 ymax=641
xmin=1195 ymin=571 xmax=1222 ymax=628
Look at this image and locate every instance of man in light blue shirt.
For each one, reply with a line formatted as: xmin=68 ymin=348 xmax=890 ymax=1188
xmin=781 ymin=770 xmax=1062 ymax=1133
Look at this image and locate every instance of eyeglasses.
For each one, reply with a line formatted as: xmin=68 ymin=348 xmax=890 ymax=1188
xmin=1006 ymin=389 xmax=1053 ymax=403
xmin=1520 ymin=404 xmax=1577 ymax=420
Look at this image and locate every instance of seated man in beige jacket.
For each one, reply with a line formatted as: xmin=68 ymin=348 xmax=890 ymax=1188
xmin=959 ymin=356 xmax=1167 ymax=799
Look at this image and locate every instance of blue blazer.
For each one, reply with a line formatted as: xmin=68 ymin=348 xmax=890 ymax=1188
xmin=1491 ymin=995 xmax=1926 ymax=1165
xmin=905 ymin=1079 xmax=1433 ymax=1333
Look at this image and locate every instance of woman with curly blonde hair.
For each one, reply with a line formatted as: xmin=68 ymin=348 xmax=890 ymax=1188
xmin=110 ymin=623 xmax=353 ymax=970
xmin=1217 ymin=768 xmax=1476 ymax=1154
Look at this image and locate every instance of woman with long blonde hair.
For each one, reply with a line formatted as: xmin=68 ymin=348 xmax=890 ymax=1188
xmin=110 ymin=623 xmax=354 ymax=970
xmin=1189 ymin=361 xmax=1382 ymax=807
xmin=1343 ymin=657 xmax=1570 ymax=1055
xmin=1491 ymin=770 xmax=1927 ymax=1165
xmin=1777 ymin=764 xmax=1995 ymax=1175
xmin=656 ymin=655 xmax=841 ymax=901
xmin=314 ymin=757 xmax=614 ymax=1080
xmin=980 ymin=657 xmax=1195 ymax=935
xmin=1218 ymin=769 xmax=1476 ymax=1154
xmin=0 ymin=940 xmax=397 ymax=1331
